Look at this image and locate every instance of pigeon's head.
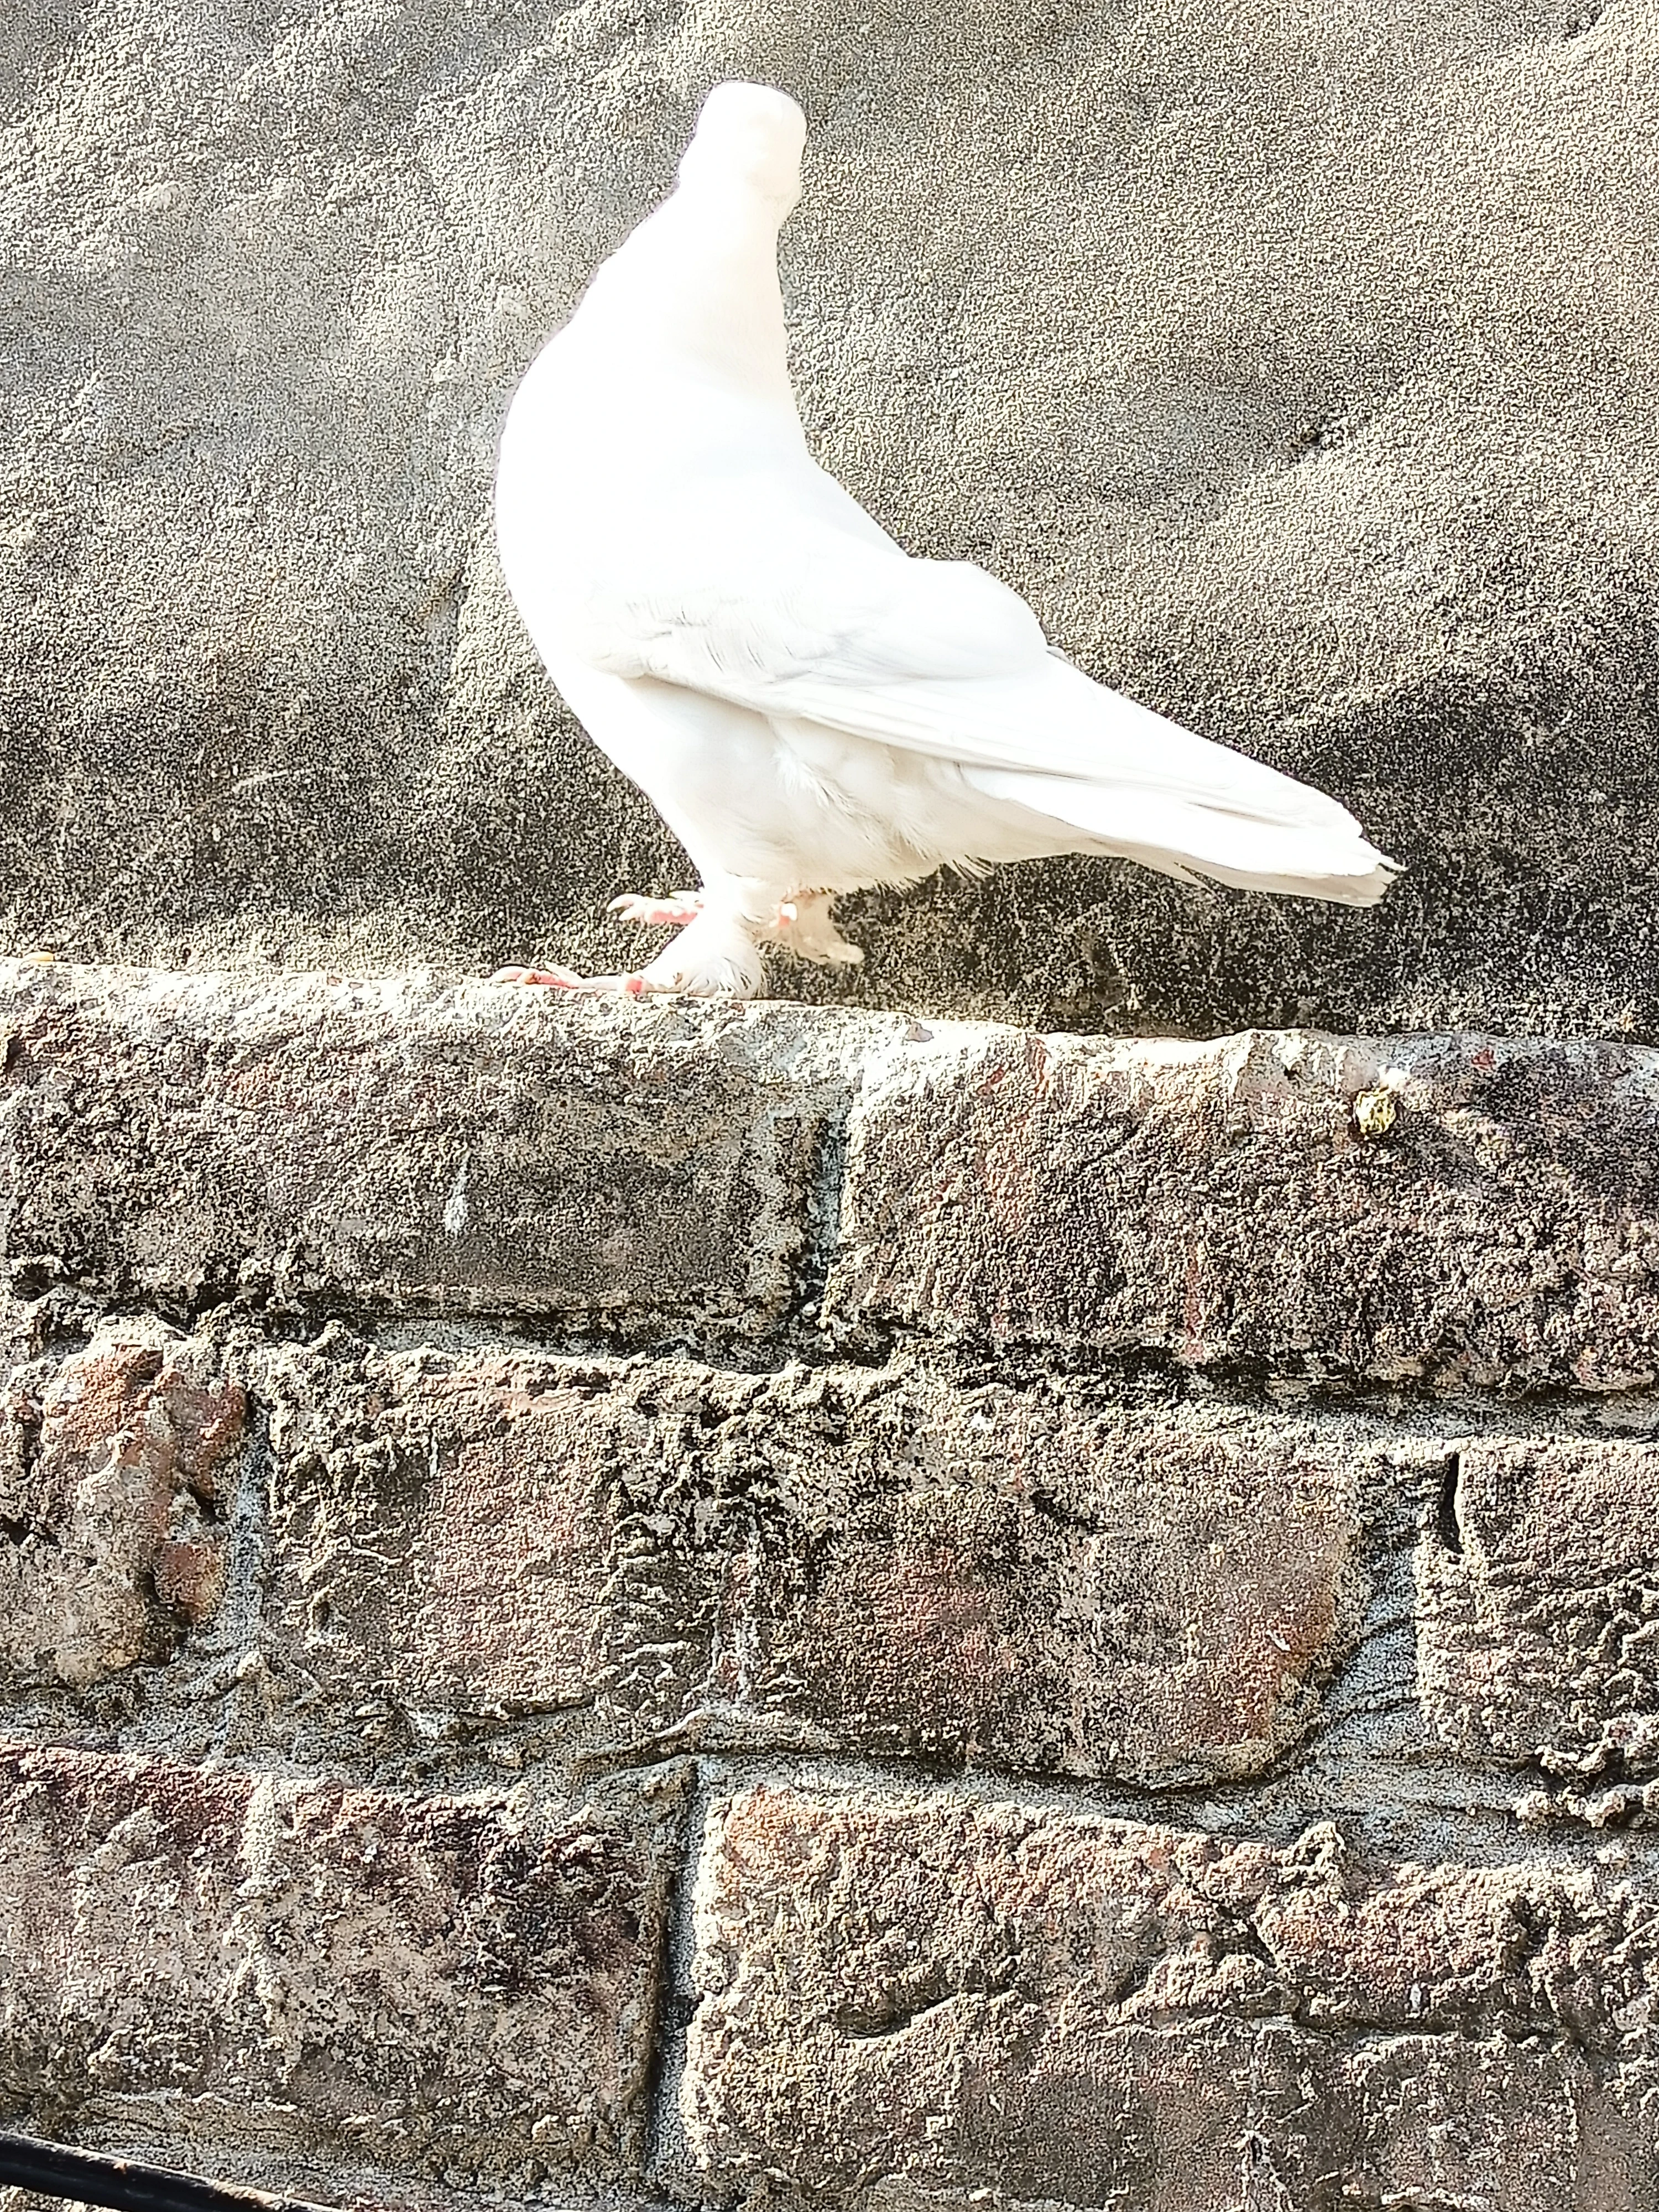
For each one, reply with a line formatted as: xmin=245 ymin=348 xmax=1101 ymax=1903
xmin=679 ymin=82 xmax=807 ymax=217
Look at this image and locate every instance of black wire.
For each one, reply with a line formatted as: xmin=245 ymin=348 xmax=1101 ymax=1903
xmin=0 ymin=2132 xmax=332 ymax=2212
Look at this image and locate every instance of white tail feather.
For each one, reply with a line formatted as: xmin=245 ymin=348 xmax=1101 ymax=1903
xmin=965 ymin=766 xmax=1399 ymax=906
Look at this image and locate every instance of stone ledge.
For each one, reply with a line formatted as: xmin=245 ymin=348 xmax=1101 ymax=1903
xmin=0 ymin=962 xmax=849 ymax=1332
xmin=6 ymin=962 xmax=1657 ymax=1390
xmin=829 ymin=1024 xmax=1659 ymax=1390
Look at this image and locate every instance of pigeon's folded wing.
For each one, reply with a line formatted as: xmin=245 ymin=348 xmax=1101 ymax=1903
xmin=560 ymin=518 xmax=1360 ymax=834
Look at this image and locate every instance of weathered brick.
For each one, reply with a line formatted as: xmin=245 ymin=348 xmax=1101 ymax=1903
xmin=0 ymin=1744 xmax=683 ymax=2184
xmin=260 ymin=1343 xmax=710 ymax=1742
xmin=0 ymin=963 xmax=838 ymax=1328
xmin=1347 ymin=2033 xmax=1652 ymax=2211
xmin=0 ymin=1324 xmax=244 ymax=1688
xmin=680 ymin=1786 xmax=1659 ymax=2206
xmin=260 ymin=1344 xmax=1364 ymax=1784
xmin=829 ymin=1027 xmax=1659 ymax=1388
xmin=1418 ymin=1437 xmax=1659 ymax=1801
xmin=709 ymin=1382 xmax=1366 ymax=1785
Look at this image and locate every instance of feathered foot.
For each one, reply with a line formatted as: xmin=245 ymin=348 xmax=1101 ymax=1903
xmin=489 ymin=909 xmax=765 ymax=1000
xmin=609 ymin=888 xmax=861 ymax=967
xmin=491 ymin=886 xmax=860 ymax=998
xmin=758 ymin=891 xmax=864 ymax=967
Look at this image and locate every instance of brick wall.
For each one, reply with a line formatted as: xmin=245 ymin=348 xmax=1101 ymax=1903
xmin=3 ymin=958 xmax=1658 ymax=2211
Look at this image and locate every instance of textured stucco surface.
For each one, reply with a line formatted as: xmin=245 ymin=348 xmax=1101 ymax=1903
xmin=3 ymin=0 xmax=1657 ymax=1034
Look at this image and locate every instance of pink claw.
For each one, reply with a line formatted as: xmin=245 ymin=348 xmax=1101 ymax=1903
xmin=488 ymin=963 xmax=685 ymax=999
xmin=489 ymin=965 xmax=585 ymax=988
xmin=608 ymin=894 xmax=703 ymax=928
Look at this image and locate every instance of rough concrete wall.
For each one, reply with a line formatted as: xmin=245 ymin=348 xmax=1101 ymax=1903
xmin=3 ymin=957 xmax=1659 ymax=2210
xmin=3 ymin=2 xmax=1658 ymax=1035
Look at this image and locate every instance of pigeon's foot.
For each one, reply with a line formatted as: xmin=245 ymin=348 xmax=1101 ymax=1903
xmin=492 ymin=969 xmax=684 ymax=998
xmin=488 ymin=910 xmax=764 ymax=1000
xmin=489 ymin=964 xmax=589 ymax=987
xmin=627 ymin=909 xmax=765 ymax=997
xmin=608 ymin=890 xmax=704 ymax=928
xmin=761 ymin=891 xmax=864 ymax=967
xmin=489 ymin=964 xmax=737 ymax=999
xmin=609 ymin=885 xmax=859 ymax=972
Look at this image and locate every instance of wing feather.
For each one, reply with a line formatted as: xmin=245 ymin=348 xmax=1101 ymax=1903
xmin=559 ymin=514 xmax=1357 ymax=834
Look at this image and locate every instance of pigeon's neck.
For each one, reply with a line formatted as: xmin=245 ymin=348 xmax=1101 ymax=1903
xmin=573 ymin=181 xmax=801 ymax=415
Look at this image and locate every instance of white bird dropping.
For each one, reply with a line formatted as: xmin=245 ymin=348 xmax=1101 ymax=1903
xmin=493 ymin=81 xmax=1397 ymax=1000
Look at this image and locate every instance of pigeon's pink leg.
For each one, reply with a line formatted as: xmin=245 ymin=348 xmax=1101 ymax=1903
xmin=488 ymin=895 xmax=701 ymax=990
xmin=491 ymin=876 xmax=778 ymax=999
xmin=607 ymin=889 xmax=856 ymax=963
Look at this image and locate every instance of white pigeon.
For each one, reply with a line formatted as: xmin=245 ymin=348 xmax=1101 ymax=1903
xmin=493 ymin=81 xmax=1396 ymax=999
